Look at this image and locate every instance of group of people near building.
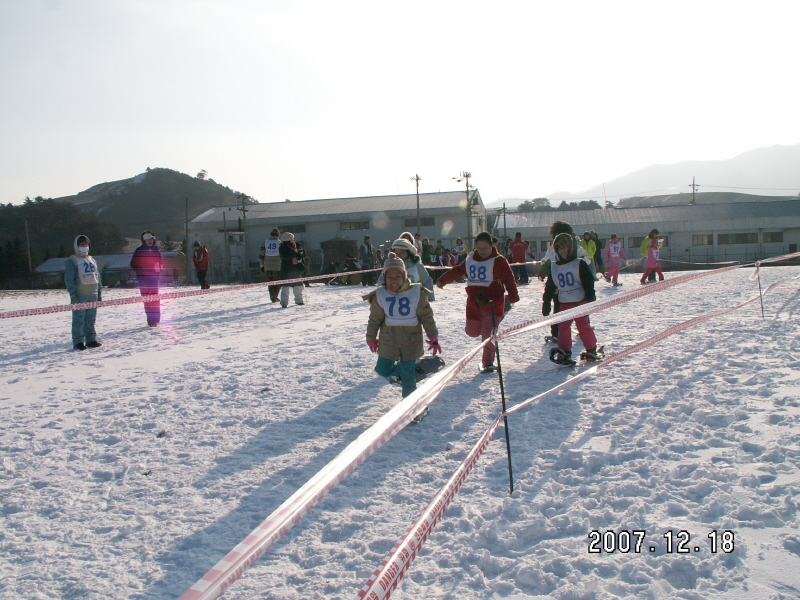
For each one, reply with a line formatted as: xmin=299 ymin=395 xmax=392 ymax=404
xmin=67 ymin=224 xmax=665 ymax=399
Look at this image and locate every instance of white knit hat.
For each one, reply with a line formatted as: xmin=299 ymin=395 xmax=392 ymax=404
xmin=391 ymin=238 xmax=417 ymax=257
xmin=282 ymin=232 xmax=295 ymax=241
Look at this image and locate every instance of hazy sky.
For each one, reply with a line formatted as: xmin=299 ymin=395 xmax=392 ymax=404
xmin=2 ymin=0 xmax=799 ymax=207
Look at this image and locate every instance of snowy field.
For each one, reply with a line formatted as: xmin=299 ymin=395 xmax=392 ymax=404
xmin=2 ymin=265 xmax=800 ymax=600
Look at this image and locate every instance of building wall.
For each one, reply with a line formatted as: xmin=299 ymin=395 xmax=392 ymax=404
xmin=498 ymin=217 xmax=800 ymax=267
xmin=189 ymin=206 xmax=486 ymax=282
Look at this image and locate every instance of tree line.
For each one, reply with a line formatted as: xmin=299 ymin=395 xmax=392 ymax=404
xmin=0 ymin=197 xmax=126 ymax=289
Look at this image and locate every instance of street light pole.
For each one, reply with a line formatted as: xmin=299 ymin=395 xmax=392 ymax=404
xmin=453 ymin=171 xmax=473 ymax=245
xmin=411 ymin=174 xmax=422 ymax=234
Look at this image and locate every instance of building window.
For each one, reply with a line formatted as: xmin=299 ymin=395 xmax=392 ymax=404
xmin=629 ymin=237 xmax=645 ymax=249
xmin=763 ymin=231 xmax=783 ymax=243
xmin=279 ymin=224 xmax=307 ymax=233
xmin=540 ymin=240 xmax=550 ymax=252
xmin=340 ymin=221 xmax=369 ymax=231
xmin=692 ymin=234 xmax=713 ymax=246
xmin=718 ymin=233 xmax=758 ymax=245
xmin=404 ymin=217 xmax=435 ymax=228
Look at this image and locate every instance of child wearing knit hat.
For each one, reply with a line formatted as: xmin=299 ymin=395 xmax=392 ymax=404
xmin=364 ymin=252 xmax=441 ymax=398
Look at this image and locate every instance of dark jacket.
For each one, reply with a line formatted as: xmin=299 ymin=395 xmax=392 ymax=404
xmin=279 ymin=240 xmax=305 ymax=280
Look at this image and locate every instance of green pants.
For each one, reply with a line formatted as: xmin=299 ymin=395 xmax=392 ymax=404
xmin=375 ymin=355 xmax=417 ymax=397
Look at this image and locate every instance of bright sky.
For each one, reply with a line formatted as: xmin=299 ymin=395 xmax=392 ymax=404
xmin=2 ymin=0 xmax=799 ymax=207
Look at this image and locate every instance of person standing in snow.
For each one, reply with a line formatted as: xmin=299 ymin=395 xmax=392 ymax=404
xmin=359 ymin=235 xmax=377 ymax=286
xmin=507 ymin=231 xmax=531 ymax=284
xmin=545 ymin=233 xmax=599 ymax=364
xmin=364 ymin=252 xmax=440 ymax=398
xmin=130 ymin=231 xmax=162 ymax=327
xmin=278 ymin=232 xmax=305 ymax=307
xmin=602 ymin=233 xmax=626 ymax=286
xmin=640 ymin=237 xmax=665 ymax=284
xmin=65 ymin=235 xmax=102 ymax=350
xmin=259 ymin=228 xmax=283 ymax=303
xmin=538 ymin=221 xmax=592 ymax=342
xmin=640 ymin=228 xmax=662 ymax=282
xmin=192 ymin=241 xmax=210 ymax=289
xmin=382 ymin=237 xmax=435 ymax=301
xmin=436 ymin=231 xmax=519 ymax=374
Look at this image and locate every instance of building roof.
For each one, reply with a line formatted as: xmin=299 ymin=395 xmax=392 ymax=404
xmin=36 ymin=252 xmax=184 ymax=274
xmin=497 ymin=199 xmax=800 ymax=229
xmin=191 ymin=190 xmax=482 ymax=224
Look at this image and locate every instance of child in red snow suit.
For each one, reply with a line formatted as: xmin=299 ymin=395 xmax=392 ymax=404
xmin=436 ymin=231 xmax=519 ymax=373
xmin=640 ymin=237 xmax=664 ymax=284
xmin=602 ymin=233 xmax=626 ymax=286
xmin=545 ymin=233 xmax=599 ymax=364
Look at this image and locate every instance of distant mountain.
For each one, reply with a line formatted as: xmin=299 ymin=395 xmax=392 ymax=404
xmin=488 ymin=143 xmax=800 ymax=210
xmin=54 ymin=168 xmax=254 ymax=241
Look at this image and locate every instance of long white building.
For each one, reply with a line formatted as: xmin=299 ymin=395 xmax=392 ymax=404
xmin=492 ymin=199 xmax=800 ymax=267
xmin=188 ymin=190 xmax=486 ymax=282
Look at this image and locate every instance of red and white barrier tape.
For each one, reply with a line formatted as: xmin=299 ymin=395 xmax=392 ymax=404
xmin=497 ymin=263 xmax=744 ymax=341
xmin=358 ymin=414 xmax=504 ymax=600
xmin=179 ymin=340 xmax=490 ymax=600
xmin=0 ymin=268 xmax=382 ymax=320
xmin=357 ymin=273 xmax=799 ymax=598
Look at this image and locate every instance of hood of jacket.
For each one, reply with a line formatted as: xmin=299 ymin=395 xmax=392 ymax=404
xmin=74 ymin=235 xmax=90 ymax=256
xmin=553 ymin=233 xmax=578 ymax=264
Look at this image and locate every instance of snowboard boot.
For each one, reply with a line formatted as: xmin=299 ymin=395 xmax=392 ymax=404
xmin=580 ymin=346 xmax=605 ymax=362
xmin=549 ymin=347 xmax=575 ymax=366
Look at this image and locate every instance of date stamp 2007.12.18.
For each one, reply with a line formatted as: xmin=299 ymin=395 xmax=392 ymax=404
xmin=588 ymin=529 xmax=735 ymax=554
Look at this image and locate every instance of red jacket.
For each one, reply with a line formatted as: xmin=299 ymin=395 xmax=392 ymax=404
xmin=508 ymin=237 xmax=529 ymax=263
xmin=193 ymin=246 xmax=209 ymax=270
xmin=437 ymin=247 xmax=519 ymax=321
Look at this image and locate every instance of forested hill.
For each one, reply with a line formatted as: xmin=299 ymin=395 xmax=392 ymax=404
xmin=54 ymin=167 xmax=255 ymax=241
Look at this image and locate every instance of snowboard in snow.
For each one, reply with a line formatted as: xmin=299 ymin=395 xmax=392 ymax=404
xmin=415 ymin=355 xmax=446 ymax=382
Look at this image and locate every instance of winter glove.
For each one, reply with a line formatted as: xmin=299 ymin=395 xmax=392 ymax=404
xmin=366 ymin=339 xmax=379 ymax=353
xmin=542 ymin=301 xmax=551 ymax=316
xmin=427 ymin=337 xmax=442 ymax=356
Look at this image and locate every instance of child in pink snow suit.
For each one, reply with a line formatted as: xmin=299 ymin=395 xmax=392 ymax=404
xmin=545 ymin=233 xmax=599 ymax=364
xmin=602 ymin=233 xmax=627 ymax=286
xmin=640 ymin=237 xmax=664 ymax=284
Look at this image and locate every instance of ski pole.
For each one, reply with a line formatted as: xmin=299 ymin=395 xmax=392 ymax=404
xmin=489 ymin=300 xmax=514 ymax=495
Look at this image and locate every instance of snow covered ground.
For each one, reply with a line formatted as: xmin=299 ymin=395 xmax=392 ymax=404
xmin=2 ymin=265 xmax=800 ymax=600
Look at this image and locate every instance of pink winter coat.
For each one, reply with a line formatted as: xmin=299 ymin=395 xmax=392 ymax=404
xmin=646 ymin=240 xmax=661 ymax=269
xmin=602 ymin=240 xmax=626 ymax=270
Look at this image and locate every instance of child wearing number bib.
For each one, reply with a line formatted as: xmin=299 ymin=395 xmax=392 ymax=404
xmin=65 ymin=235 xmax=103 ymax=350
xmin=640 ymin=237 xmax=665 ymax=284
xmin=545 ymin=233 xmax=598 ymax=363
xmin=364 ymin=253 xmax=441 ymax=398
xmin=436 ymin=232 xmax=519 ymax=373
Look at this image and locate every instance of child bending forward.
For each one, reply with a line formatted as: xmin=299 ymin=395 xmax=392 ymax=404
xmin=364 ymin=253 xmax=441 ymax=397
xmin=545 ymin=233 xmax=599 ymax=364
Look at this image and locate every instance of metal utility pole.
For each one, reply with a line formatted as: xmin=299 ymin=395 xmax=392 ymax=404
xmin=222 ymin=210 xmax=231 ymax=284
xmin=411 ymin=174 xmax=422 ymax=234
xmin=236 ymin=194 xmax=250 ymax=282
xmin=502 ymin=203 xmax=507 ymax=240
xmin=24 ymin=218 xmax=32 ymax=273
xmin=691 ymin=177 xmax=699 ymax=204
xmin=453 ymin=171 xmax=473 ymax=245
xmin=185 ymin=196 xmax=191 ymax=285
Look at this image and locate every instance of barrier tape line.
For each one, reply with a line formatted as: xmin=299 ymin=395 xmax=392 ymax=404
xmin=496 ymin=263 xmax=745 ymax=341
xmin=0 ymin=268 xmax=382 ymax=320
xmin=358 ymin=414 xmax=504 ymax=600
xmin=357 ymin=273 xmax=799 ymax=599
xmin=179 ymin=340 xmax=491 ymax=600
